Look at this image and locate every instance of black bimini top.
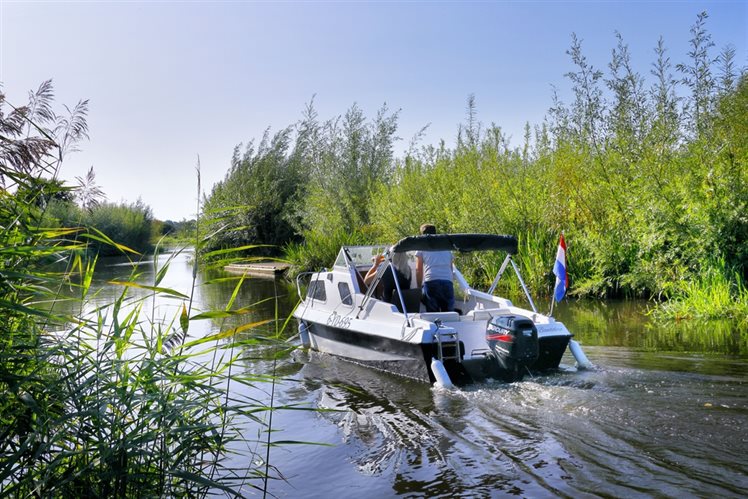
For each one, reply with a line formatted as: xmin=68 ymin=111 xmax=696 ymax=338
xmin=391 ymin=233 xmax=518 ymax=254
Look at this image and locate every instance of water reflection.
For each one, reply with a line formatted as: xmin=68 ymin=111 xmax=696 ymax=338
xmin=554 ymin=299 xmax=747 ymax=355
xmin=51 ymin=248 xmax=199 ymax=322
xmin=199 ymin=268 xmax=298 ymax=337
xmin=51 ymin=249 xmax=298 ymax=345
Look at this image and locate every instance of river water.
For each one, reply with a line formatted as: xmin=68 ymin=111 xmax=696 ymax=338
xmin=72 ymin=249 xmax=747 ymax=498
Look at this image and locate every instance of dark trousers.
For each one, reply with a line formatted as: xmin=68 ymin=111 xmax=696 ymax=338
xmin=422 ymin=280 xmax=455 ymax=312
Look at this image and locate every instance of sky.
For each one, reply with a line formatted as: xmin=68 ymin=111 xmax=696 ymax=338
xmin=1 ymin=1 xmax=746 ymax=221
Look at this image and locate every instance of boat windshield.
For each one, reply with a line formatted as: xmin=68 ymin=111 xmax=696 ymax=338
xmin=334 ymin=245 xmax=388 ymax=269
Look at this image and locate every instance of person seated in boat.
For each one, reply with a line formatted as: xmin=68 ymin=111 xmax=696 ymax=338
xmin=364 ymin=251 xmax=411 ymax=301
xmin=415 ymin=224 xmax=455 ymax=312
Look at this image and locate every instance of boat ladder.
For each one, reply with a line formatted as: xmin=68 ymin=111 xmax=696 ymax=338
xmin=435 ymin=329 xmax=461 ymax=363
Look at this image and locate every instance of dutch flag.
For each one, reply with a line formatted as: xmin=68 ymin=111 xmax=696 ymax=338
xmin=553 ymin=234 xmax=568 ymax=302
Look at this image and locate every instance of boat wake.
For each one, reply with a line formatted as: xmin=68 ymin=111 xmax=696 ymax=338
xmin=285 ymin=348 xmax=747 ymax=498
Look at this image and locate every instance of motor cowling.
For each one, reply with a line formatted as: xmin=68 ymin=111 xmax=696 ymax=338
xmin=486 ymin=314 xmax=539 ymax=381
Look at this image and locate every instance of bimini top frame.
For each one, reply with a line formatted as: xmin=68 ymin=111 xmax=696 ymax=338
xmin=392 ymin=234 xmax=537 ymax=313
xmin=353 ymin=234 xmax=533 ymax=324
xmin=391 ymin=233 xmax=518 ymax=254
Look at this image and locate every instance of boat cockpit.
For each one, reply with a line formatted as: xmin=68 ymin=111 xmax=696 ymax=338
xmin=328 ymin=237 xmax=533 ymax=325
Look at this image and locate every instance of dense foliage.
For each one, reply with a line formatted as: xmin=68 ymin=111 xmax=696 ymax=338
xmin=202 ymin=101 xmax=400 ymax=259
xmin=43 ymin=198 xmax=155 ymax=255
xmin=373 ymin=25 xmax=748 ymax=299
xmin=157 ymin=217 xmax=197 ymax=242
xmin=202 ymin=128 xmax=303 ymax=256
xmin=204 ymin=13 xmax=747 ymax=314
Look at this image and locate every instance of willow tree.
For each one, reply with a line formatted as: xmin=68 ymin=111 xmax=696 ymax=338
xmin=202 ymin=127 xmax=304 ymax=256
xmin=296 ymin=102 xmax=400 ymax=237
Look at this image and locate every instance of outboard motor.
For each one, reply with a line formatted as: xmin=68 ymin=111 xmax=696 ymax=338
xmin=486 ymin=315 xmax=539 ymax=381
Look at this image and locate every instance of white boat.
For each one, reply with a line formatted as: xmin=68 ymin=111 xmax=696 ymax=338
xmin=293 ymin=234 xmax=590 ymax=387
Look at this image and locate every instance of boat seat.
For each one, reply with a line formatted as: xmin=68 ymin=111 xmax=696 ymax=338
xmin=465 ymin=308 xmax=509 ymax=321
xmin=390 ymin=288 xmax=422 ymax=313
xmin=417 ymin=311 xmax=460 ymax=322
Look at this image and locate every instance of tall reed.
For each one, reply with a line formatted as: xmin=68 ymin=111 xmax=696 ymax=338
xmin=1 ymin=216 xmax=295 ymax=496
xmin=1 ymin=85 xmax=304 ymax=496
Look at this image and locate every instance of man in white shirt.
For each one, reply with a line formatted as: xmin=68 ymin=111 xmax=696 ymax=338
xmin=415 ymin=224 xmax=455 ymax=312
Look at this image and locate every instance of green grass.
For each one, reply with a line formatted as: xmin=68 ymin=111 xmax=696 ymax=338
xmin=653 ymin=257 xmax=748 ymax=321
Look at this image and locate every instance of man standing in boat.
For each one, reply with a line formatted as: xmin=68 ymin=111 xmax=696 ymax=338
xmin=415 ymin=224 xmax=455 ymax=312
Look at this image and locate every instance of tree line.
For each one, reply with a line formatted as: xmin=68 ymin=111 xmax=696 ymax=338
xmin=203 ymin=13 xmax=747 ymax=316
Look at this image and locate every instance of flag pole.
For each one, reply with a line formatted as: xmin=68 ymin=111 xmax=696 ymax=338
xmin=549 ymin=294 xmax=556 ymax=317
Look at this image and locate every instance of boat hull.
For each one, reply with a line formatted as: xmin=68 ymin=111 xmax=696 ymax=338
xmin=300 ymin=320 xmax=569 ymax=385
xmin=303 ymin=320 xmax=433 ymax=382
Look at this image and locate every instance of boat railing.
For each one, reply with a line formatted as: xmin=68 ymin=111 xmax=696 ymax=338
xmin=389 ymin=254 xmax=412 ymax=325
xmin=417 ymin=311 xmax=460 ymax=323
xmin=466 ymin=254 xmax=539 ymax=314
xmin=487 ymin=254 xmax=512 ymax=294
xmin=463 ymin=308 xmax=510 ymax=321
xmin=508 ymin=256 xmax=538 ymax=313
